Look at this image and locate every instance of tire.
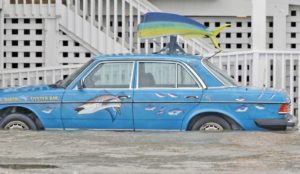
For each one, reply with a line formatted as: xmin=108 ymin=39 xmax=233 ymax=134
xmin=191 ymin=115 xmax=231 ymax=132
xmin=0 ymin=113 xmax=37 ymax=130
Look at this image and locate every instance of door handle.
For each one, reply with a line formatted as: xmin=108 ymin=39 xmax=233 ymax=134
xmin=185 ymin=95 xmax=199 ymax=99
xmin=118 ymin=95 xmax=131 ymax=100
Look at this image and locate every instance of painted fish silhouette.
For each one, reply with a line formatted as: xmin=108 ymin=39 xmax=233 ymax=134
xmin=235 ymin=97 xmax=245 ymax=102
xmin=255 ymin=104 xmax=265 ymax=110
xmin=167 ymin=108 xmax=184 ymax=116
xmin=145 ymin=104 xmax=156 ymax=111
xmin=75 ymin=95 xmax=122 ymax=122
xmin=42 ymin=107 xmax=53 ymax=114
xmin=155 ymin=92 xmax=165 ymax=98
xmin=236 ymin=105 xmax=248 ymax=112
xmin=167 ymin=93 xmax=178 ymax=98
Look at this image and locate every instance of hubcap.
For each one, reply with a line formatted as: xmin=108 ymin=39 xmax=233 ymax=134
xmin=4 ymin=121 xmax=29 ymax=130
xmin=199 ymin=122 xmax=224 ymax=132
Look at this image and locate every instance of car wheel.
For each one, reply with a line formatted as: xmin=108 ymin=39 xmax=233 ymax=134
xmin=0 ymin=113 xmax=37 ymax=130
xmin=191 ymin=116 xmax=231 ymax=132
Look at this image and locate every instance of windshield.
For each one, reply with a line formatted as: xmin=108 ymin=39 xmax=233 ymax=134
xmin=203 ymin=59 xmax=238 ymax=86
xmin=59 ymin=59 xmax=95 ymax=88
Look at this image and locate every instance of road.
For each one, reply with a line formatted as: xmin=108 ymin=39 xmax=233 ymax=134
xmin=0 ymin=130 xmax=299 ymax=174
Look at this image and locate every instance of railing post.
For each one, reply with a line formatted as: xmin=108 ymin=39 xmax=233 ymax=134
xmin=44 ymin=19 xmax=60 ymax=67
xmin=252 ymin=51 xmax=267 ymax=87
xmin=252 ymin=0 xmax=266 ymax=50
xmin=56 ymin=0 xmax=61 ymax=17
xmin=0 ymin=1 xmax=3 ymax=71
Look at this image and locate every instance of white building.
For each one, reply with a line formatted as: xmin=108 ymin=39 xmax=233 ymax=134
xmin=0 ymin=0 xmax=300 ymax=115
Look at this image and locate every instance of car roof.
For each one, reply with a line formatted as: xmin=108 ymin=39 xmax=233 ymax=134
xmin=94 ymin=54 xmax=202 ymax=62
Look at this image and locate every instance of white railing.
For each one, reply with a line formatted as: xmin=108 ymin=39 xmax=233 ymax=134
xmin=1 ymin=50 xmax=300 ymax=117
xmin=4 ymin=0 xmax=215 ymax=57
xmin=0 ymin=65 xmax=81 ymax=88
xmin=59 ymin=0 xmax=128 ymax=54
xmin=59 ymin=0 xmax=214 ymax=55
xmin=213 ymin=51 xmax=300 ymax=116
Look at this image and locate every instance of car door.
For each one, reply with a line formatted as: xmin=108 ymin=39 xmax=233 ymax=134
xmin=61 ymin=61 xmax=135 ymax=130
xmin=133 ymin=61 xmax=203 ymax=130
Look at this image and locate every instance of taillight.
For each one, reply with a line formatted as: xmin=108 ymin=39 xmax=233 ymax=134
xmin=278 ymin=104 xmax=289 ymax=114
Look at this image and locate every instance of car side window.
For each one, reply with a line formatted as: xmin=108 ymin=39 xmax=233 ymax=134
xmin=139 ymin=62 xmax=176 ymax=88
xmin=177 ymin=64 xmax=198 ymax=88
xmin=84 ymin=62 xmax=133 ymax=88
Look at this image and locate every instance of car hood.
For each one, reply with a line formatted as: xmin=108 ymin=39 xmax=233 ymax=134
xmin=203 ymin=86 xmax=289 ymax=103
xmin=0 ymin=85 xmax=52 ymax=93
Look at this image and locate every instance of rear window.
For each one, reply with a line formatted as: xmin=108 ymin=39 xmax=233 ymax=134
xmin=203 ymin=59 xmax=238 ymax=86
xmin=138 ymin=61 xmax=199 ymax=88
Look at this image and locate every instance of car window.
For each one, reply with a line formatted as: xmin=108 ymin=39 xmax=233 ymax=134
xmin=203 ymin=59 xmax=238 ymax=86
xmin=177 ymin=64 xmax=198 ymax=88
xmin=139 ymin=62 xmax=176 ymax=88
xmin=60 ymin=59 xmax=94 ymax=88
xmin=84 ymin=62 xmax=133 ymax=88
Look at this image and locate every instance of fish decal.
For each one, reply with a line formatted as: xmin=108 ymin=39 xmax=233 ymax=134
xmin=155 ymin=92 xmax=165 ymax=98
xmin=235 ymin=97 xmax=245 ymax=102
xmin=269 ymin=93 xmax=276 ymax=100
xmin=42 ymin=107 xmax=53 ymax=114
xmin=145 ymin=104 xmax=156 ymax=111
xmin=19 ymin=95 xmax=30 ymax=101
xmin=74 ymin=95 xmax=122 ymax=122
xmin=255 ymin=104 xmax=265 ymax=110
xmin=203 ymin=94 xmax=211 ymax=101
xmin=156 ymin=106 xmax=166 ymax=115
xmin=167 ymin=108 xmax=184 ymax=116
xmin=137 ymin=12 xmax=230 ymax=49
xmin=235 ymin=105 xmax=248 ymax=112
xmin=257 ymin=88 xmax=266 ymax=100
xmin=167 ymin=93 xmax=178 ymax=98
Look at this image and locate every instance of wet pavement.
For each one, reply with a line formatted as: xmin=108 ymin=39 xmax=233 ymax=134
xmin=0 ymin=130 xmax=299 ymax=174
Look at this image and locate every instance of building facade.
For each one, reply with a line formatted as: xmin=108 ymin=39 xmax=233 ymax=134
xmin=0 ymin=0 xmax=299 ymax=70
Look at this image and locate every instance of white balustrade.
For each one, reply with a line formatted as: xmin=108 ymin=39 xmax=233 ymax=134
xmin=214 ymin=51 xmax=300 ymax=116
xmin=0 ymin=65 xmax=81 ymax=88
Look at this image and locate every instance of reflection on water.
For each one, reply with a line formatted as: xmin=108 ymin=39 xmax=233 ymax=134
xmin=0 ymin=130 xmax=299 ymax=173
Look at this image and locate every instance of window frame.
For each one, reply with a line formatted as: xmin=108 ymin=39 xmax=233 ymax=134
xmin=81 ymin=61 xmax=135 ymax=90
xmin=136 ymin=60 xmax=202 ymax=89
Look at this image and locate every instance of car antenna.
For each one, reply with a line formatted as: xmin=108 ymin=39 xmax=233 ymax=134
xmin=203 ymin=50 xmax=222 ymax=60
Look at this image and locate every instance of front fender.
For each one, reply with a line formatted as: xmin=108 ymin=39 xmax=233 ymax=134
xmin=0 ymin=103 xmax=64 ymax=129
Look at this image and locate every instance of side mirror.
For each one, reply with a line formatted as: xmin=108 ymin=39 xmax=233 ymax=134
xmin=78 ymin=79 xmax=85 ymax=90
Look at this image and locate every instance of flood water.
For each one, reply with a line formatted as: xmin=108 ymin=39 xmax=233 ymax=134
xmin=0 ymin=130 xmax=299 ymax=174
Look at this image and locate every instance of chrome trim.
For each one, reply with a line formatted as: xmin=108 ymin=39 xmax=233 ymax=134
xmin=136 ymin=60 xmax=205 ymax=89
xmin=64 ymin=128 xmax=134 ymax=131
xmin=181 ymin=62 xmax=207 ymax=89
xmin=134 ymin=129 xmax=181 ymax=132
xmin=0 ymin=102 xmax=62 ymax=104
xmin=79 ymin=61 xmax=135 ymax=90
xmin=45 ymin=128 xmax=64 ymax=130
xmin=0 ymin=101 xmax=287 ymax=105
xmin=134 ymin=88 xmax=202 ymax=90
xmin=207 ymin=86 xmax=237 ymax=89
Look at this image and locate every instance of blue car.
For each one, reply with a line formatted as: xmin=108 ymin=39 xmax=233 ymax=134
xmin=0 ymin=54 xmax=298 ymax=131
